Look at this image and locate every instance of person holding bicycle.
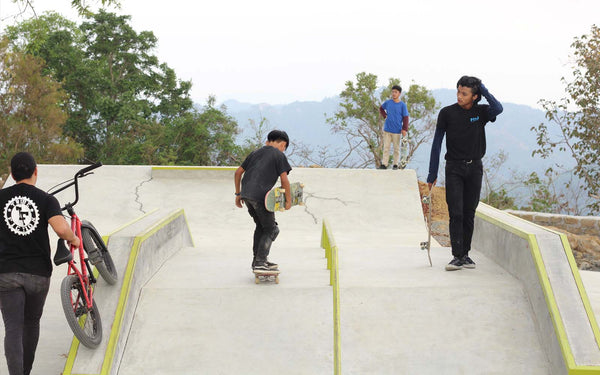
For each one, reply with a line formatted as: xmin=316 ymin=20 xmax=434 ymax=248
xmin=0 ymin=152 xmax=79 ymax=375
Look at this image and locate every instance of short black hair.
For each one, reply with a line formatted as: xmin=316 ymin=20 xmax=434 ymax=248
xmin=267 ymin=130 xmax=289 ymax=150
xmin=457 ymin=76 xmax=482 ymax=104
xmin=391 ymin=85 xmax=402 ymax=93
xmin=11 ymin=152 xmax=37 ymax=181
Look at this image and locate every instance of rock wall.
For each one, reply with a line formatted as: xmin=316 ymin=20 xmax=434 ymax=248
xmin=506 ymin=210 xmax=600 ymax=237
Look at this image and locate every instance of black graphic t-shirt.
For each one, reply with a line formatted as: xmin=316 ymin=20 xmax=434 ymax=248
xmin=0 ymin=183 xmax=62 ymax=277
xmin=240 ymin=146 xmax=292 ymax=202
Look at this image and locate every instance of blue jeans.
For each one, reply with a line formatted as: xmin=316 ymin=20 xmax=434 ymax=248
xmin=445 ymin=160 xmax=483 ymax=259
xmin=0 ymin=273 xmax=50 ymax=375
xmin=244 ymin=198 xmax=279 ymax=263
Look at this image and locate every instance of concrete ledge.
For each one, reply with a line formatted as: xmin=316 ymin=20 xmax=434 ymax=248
xmin=473 ymin=203 xmax=600 ymax=375
xmin=62 ymin=208 xmax=193 ymax=375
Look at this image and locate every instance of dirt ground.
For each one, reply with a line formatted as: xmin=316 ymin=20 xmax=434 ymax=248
xmin=417 ymin=181 xmax=600 ymax=271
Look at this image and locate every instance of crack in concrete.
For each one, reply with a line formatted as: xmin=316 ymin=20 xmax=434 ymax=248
xmin=134 ymin=176 xmax=153 ymax=214
xmin=302 ymin=193 xmax=351 ymax=224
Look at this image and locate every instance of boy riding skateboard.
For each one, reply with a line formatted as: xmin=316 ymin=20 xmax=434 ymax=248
xmin=234 ymin=130 xmax=292 ymax=271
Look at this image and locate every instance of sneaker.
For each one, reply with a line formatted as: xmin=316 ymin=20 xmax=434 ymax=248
xmin=445 ymin=257 xmax=463 ymax=271
xmin=266 ymin=260 xmax=279 ymax=270
xmin=253 ymin=262 xmax=269 ymax=271
xmin=378 ymin=165 xmax=387 ymax=170
xmin=461 ymin=255 xmax=476 ymax=269
xmin=392 ymin=165 xmax=398 ymax=170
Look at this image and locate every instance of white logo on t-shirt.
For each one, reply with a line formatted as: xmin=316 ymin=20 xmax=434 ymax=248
xmin=3 ymin=196 xmax=40 ymax=236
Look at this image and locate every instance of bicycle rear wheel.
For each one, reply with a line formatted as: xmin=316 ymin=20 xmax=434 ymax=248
xmin=82 ymin=223 xmax=118 ymax=285
xmin=60 ymin=275 xmax=103 ymax=349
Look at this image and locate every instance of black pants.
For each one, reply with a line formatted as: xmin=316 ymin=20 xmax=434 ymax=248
xmin=245 ymin=198 xmax=279 ymax=263
xmin=445 ymin=160 xmax=483 ymax=259
xmin=0 ymin=272 xmax=50 ymax=375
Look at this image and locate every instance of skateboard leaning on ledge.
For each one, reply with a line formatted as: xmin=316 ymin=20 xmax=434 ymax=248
xmin=420 ymin=193 xmax=433 ymax=266
xmin=264 ymin=182 xmax=304 ymax=212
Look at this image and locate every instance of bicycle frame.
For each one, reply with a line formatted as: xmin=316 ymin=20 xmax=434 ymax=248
xmin=50 ymin=162 xmax=103 ymax=310
xmin=65 ymin=209 xmax=96 ymax=310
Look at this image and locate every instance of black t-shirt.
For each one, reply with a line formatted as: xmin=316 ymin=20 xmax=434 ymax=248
xmin=438 ymin=103 xmax=495 ymax=161
xmin=240 ymin=146 xmax=292 ymax=201
xmin=0 ymin=183 xmax=63 ymax=277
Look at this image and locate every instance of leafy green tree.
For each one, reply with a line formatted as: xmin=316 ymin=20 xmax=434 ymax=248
xmin=326 ymin=72 xmax=439 ymax=168
xmin=531 ymin=24 xmax=600 ymax=214
xmin=0 ymin=37 xmax=82 ymax=171
xmin=6 ymin=11 xmax=242 ymax=166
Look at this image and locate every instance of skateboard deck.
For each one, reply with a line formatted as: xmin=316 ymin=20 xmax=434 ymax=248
xmin=253 ymin=269 xmax=280 ymax=284
xmin=420 ymin=194 xmax=433 ymax=266
xmin=400 ymin=136 xmax=409 ymax=169
xmin=265 ymin=182 xmax=304 ymax=212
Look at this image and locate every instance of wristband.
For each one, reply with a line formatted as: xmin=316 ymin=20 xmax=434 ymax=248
xmin=235 ymin=193 xmax=241 ymax=196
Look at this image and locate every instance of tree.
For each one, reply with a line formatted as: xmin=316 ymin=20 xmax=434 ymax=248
xmin=531 ymin=24 xmax=600 ymax=214
xmin=326 ymin=72 xmax=439 ymax=168
xmin=0 ymin=37 xmax=82 ymax=171
xmin=6 ymin=11 xmax=242 ymax=166
xmin=11 ymin=0 xmax=120 ymax=17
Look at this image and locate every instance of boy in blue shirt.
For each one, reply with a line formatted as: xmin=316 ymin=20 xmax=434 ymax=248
xmin=379 ymin=85 xmax=410 ymax=169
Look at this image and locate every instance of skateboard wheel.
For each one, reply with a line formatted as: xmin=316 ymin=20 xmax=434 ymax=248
xmin=255 ymin=277 xmax=260 ymax=284
xmin=275 ymin=276 xmax=279 ymax=284
xmin=279 ymin=188 xmax=286 ymax=193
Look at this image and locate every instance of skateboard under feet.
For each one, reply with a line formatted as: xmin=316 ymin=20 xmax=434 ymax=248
xmin=253 ymin=269 xmax=280 ymax=284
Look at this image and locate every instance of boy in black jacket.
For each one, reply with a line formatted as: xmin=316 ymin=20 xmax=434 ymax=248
xmin=234 ymin=130 xmax=292 ymax=271
xmin=427 ymin=76 xmax=503 ymax=271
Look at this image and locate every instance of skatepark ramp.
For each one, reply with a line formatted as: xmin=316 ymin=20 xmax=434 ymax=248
xmin=473 ymin=204 xmax=600 ymax=375
xmin=62 ymin=208 xmax=193 ymax=375
xmin=2 ymin=165 xmax=600 ymax=374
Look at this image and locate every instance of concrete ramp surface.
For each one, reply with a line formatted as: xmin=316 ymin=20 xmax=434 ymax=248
xmin=0 ymin=166 xmax=599 ymax=374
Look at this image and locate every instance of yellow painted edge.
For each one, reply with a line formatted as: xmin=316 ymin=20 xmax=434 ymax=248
xmin=556 ymin=233 xmax=600 ymax=350
xmin=151 ymin=166 xmax=237 ymax=171
xmin=103 ymin=208 xmax=159 ymax=238
xmin=332 ymin=245 xmax=341 ymax=375
xmin=100 ymin=209 xmax=187 ymax=375
xmin=62 ymin=209 xmax=189 ymax=375
xmin=569 ymin=365 xmax=600 ymax=374
xmin=476 ymin=207 xmax=578 ymax=370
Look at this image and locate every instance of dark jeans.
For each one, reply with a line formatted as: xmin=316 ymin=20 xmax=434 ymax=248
xmin=245 ymin=198 xmax=279 ymax=263
xmin=445 ymin=159 xmax=483 ymax=259
xmin=0 ymin=272 xmax=50 ymax=375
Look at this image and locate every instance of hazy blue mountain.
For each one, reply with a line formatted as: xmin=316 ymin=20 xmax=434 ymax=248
xmin=218 ymin=89 xmax=572 ymax=182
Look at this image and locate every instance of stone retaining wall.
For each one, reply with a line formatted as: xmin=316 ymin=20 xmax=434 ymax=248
xmin=505 ymin=210 xmax=600 ymax=237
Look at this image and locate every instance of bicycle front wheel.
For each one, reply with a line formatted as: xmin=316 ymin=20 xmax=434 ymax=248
xmin=82 ymin=224 xmax=118 ymax=285
xmin=60 ymin=275 xmax=103 ymax=349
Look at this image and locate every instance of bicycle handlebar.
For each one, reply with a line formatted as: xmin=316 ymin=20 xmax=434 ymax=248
xmin=76 ymin=162 xmax=102 ymax=177
xmin=48 ymin=163 xmax=102 ymax=211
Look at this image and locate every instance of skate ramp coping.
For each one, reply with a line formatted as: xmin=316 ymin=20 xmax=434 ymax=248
xmin=62 ymin=208 xmax=193 ymax=375
xmin=472 ymin=202 xmax=600 ymax=375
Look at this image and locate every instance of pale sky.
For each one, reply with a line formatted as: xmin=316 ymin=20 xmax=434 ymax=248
xmin=1 ymin=0 xmax=599 ymax=108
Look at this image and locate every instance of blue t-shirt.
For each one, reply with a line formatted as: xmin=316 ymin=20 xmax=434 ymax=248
xmin=381 ymin=99 xmax=409 ymax=134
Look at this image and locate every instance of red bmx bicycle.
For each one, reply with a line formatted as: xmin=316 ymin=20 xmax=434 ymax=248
xmin=49 ymin=163 xmax=118 ymax=348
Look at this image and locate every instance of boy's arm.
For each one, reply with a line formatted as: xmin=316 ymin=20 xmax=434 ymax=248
xmin=280 ymin=172 xmax=292 ymax=210
xmin=234 ymin=167 xmax=244 ymax=208
xmin=379 ymin=105 xmax=387 ymax=119
xmin=480 ymin=83 xmax=503 ymax=120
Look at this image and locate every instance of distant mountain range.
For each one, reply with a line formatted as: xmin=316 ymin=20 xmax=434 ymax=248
xmin=218 ymin=89 xmax=572 ymax=183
